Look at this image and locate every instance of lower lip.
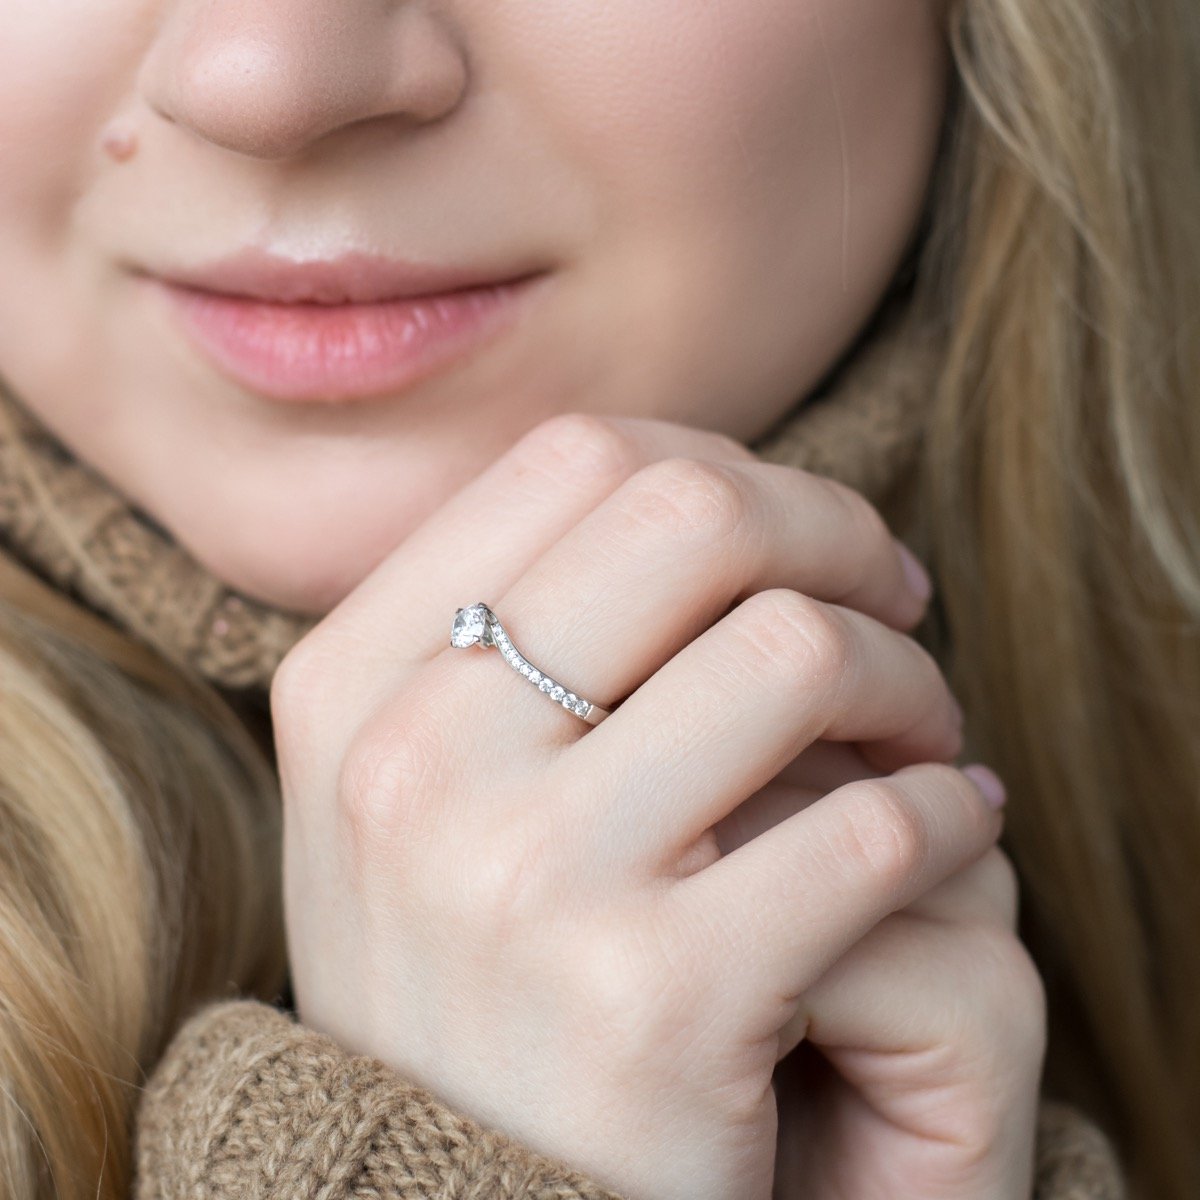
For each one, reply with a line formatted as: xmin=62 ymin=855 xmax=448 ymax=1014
xmin=153 ymin=273 xmax=545 ymax=403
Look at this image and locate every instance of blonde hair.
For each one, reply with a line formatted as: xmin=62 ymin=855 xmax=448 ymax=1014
xmin=0 ymin=546 xmax=287 ymax=1197
xmin=1 ymin=0 xmax=1197 ymax=1197
xmin=904 ymin=2 xmax=1200 ymax=1196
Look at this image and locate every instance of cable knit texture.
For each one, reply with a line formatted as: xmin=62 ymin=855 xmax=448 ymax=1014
xmin=134 ymin=1000 xmax=1128 ymax=1200
xmin=0 ymin=281 xmax=1129 ymax=1197
xmin=134 ymin=1001 xmax=628 ymax=1200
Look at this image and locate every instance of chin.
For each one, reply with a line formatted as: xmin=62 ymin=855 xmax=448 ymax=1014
xmin=176 ymin=521 xmax=390 ymax=616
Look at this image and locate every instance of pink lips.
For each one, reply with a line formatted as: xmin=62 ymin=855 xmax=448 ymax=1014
xmin=148 ymin=250 xmax=547 ymax=402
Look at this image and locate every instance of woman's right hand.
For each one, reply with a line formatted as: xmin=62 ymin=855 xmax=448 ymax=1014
xmin=272 ymin=413 xmax=1000 ymax=1200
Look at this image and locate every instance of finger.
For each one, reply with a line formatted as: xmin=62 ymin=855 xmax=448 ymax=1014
xmin=665 ymin=760 xmax=1004 ymax=1009
xmin=742 ymin=838 xmax=1021 ymax=1012
xmin=778 ymin=915 xmax=983 ymax=1058
xmin=480 ymin=457 xmax=932 ymax=736
xmin=563 ymin=590 xmax=962 ymax=871
xmin=784 ymin=914 xmax=1044 ymax=1103
xmin=285 ymin=414 xmax=756 ymax=729
xmin=779 ymin=913 xmax=1045 ymax=1200
xmin=901 ymin=845 xmax=1021 ymax=930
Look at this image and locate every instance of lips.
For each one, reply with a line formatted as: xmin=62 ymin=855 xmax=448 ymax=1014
xmin=146 ymin=250 xmax=549 ymax=403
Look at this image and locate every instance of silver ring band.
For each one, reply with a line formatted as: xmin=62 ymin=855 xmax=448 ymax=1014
xmin=450 ymin=603 xmax=612 ymax=725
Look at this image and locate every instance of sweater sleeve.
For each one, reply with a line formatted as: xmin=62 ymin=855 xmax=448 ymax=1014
xmin=133 ymin=999 xmax=1128 ymax=1200
xmin=133 ymin=998 xmax=627 ymax=1200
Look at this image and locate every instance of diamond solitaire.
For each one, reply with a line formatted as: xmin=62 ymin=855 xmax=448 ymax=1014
xmin=450 ymin=602 xmax=491 ymax=648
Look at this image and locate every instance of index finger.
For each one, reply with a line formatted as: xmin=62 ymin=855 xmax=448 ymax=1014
xmin=283 ymin=413 xmax=757 ymax=723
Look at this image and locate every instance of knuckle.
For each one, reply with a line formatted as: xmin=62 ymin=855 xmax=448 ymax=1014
xmin=336 ymin=710 xmax=444 ymax=849
xmin=573 ymin=923 xmax=661 ymax=1021
xmin=569 ymin=917 xmax=694 ymax=1064
xmin=620 ymin=457 xmax=748 ymax=541
xmin=909 ymin=929 xmax=1047 ymax=1168
xmin=446 ymin=819 xmax=557 ymax=936
xmin=971 ymin=927 xmax=1049 ymax=1057
xmin=996 ymin=930 xmax=1048 ymax=1030
xmin=840 ymin=778 xmax=931 ymax=887
xmin=516 ymin=412 xmax=642 ymax=486
xmin=733 ymin=589 xmax=851 ymax=691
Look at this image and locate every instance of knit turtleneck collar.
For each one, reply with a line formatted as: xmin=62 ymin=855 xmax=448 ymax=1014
xmin=0 ymin=284 xmax=941 ymax=693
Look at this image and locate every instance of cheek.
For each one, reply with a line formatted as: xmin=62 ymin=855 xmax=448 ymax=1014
xmin=505 ymin=0 xmax=948 ymax=431
xmin=0 ymin=7 xmax=152 ymax=424
xmin=520 ymin=0 xmax=945 ymax=221
xmin=0 ymin=7 xmax=147 ymax=232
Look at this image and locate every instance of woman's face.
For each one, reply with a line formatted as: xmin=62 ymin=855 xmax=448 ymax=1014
xmin=0 ymin=2 xmax=949 ymax=614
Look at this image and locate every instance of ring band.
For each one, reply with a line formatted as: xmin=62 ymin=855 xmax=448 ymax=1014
xmin=450 ymin=602 xmax=612 ymax=725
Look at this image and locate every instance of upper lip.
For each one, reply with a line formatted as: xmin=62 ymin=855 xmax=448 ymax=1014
xmin=150 ymin=249 xmax=548 ymax=305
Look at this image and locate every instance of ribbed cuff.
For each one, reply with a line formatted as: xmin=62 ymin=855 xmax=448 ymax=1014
xmin=134 ymin=999 xmax=627 ymax=1199
xmin=135 ymin=998 xmax=1128 ymax=1200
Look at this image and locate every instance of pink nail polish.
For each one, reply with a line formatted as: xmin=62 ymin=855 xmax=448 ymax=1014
xmin=897 ymin=542 xmax=933 ymax=602
xmin=963 ymin=763 xmax=1007 ymax=810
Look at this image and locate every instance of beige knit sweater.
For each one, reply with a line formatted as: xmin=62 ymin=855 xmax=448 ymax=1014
xmin=0 ymin=282 xmax=1129 ymax=1199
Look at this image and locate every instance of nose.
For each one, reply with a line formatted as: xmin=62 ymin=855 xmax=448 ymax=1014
xmin=140 ymin=0 xmax=467 ymax=160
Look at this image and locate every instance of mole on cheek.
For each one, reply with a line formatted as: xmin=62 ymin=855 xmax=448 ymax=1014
xmin=100 ymin=125 xmax=139 ymax=163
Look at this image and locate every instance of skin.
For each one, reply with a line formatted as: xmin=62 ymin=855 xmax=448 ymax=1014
xmin=0 ymin=0 xmax=949 ymax=613
xmin=273 ymin=425 xmax=1042 ymax=1198
xmin=0 ymin=3 xmax=1047 ymax=1196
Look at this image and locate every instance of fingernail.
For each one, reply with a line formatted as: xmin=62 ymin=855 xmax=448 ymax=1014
xmin=963 ymin=763 xmax=1007 ymax=810
xmin=896 ymin=541 xmax=933 ymax=603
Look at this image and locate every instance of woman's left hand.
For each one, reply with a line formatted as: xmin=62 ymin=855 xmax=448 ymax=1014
xmin=717 ymin=745 xmax=1047 ymax=1200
